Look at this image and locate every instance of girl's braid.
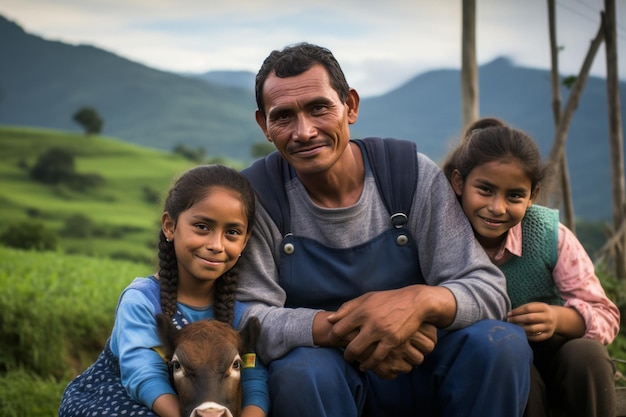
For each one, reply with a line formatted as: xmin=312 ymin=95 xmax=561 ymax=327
xmin=157 ymin=230 xmax=178 ymax=318
xmin=214 ymin=264 xmax=239 ymax=326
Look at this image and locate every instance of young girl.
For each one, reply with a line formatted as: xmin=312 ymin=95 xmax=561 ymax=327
xmin=442 ymin=117 xmax=620 ymax=417
xmin=59 ymin=164 xmax=269 ymax=417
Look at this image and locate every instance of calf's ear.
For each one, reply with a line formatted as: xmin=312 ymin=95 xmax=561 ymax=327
xmin=155 ymin=313 xmax=178 ymax=361
xmin=239 ymin=317 xmax=260 ymax=353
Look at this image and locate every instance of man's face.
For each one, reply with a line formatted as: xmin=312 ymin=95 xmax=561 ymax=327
xmin=255 ymin=64 xmax=358 ymax=176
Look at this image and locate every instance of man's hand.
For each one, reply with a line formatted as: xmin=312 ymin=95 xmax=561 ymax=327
xmin=327 ymin=285 xmax=452 ymax=371
xmin=366 ymin=323 xmax=438 ymax=379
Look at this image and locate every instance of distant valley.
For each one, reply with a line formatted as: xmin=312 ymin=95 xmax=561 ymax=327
xmin=0 ymin=14 xmax=624 ymax=221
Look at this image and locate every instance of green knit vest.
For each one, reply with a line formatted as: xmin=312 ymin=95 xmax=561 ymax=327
xmin=498 ymin=205 xmax=564 ymax=309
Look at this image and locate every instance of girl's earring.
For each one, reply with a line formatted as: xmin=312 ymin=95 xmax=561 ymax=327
xmin=166 ymin=238 xmax=172 ymax=243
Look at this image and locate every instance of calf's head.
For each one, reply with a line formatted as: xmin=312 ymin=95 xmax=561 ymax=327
xmin=156 ymin=314 xmax=260 ymax=417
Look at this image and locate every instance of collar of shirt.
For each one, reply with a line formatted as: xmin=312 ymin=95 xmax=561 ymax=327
xmin=487 ymin=222 xmax=522 ymax=265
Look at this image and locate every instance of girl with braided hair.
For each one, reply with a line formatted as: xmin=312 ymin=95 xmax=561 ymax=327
xmin=59 ymin=164 xmax=269 ymax=417
xmin=443 ymin=117 xmax=619 ymax=417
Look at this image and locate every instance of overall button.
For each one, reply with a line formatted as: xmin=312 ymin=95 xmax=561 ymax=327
xmin=283 ymin=242 xmax=295 ymax=254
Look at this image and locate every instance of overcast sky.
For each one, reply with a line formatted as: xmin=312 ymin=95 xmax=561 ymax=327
xmin=1 ymin=0 xmax=624 ymax=97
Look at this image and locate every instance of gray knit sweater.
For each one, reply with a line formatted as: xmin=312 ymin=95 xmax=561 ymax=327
xmin=236 ymin=151 xmax=509 ymax=362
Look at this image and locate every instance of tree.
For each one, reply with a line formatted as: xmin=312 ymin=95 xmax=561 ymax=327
xmin=602 ymin=0 xmax=626 ymax=280
xmin=545 ymin=0 xmax=575 ymax=232
xmin=29 ymin=147 xmax=76 ymax=184
xmin=545 ymin=19 xmax=605 ymax=210
xmin=73 ymin=106 xmax=103 ymax=135
xmin=461 ymin=0 xmax=478 ymax=129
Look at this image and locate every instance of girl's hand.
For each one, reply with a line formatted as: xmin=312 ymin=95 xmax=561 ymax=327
xmin=508 ymin=302 xmax=587 ymax=340
xmin=241 ymin=405 xmax=266 ymax=417
xmin=152 ymin=393 xmax=181 ymax=417
xmin=507 ymin=302 xmax=557 ymax=341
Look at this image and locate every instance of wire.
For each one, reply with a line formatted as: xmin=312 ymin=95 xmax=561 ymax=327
xmin=556 ymin=0 xmax=626 ymax=41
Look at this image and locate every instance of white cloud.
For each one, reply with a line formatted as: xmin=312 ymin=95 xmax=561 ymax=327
xmin=1 ymin=0 xmax=624 ymax=97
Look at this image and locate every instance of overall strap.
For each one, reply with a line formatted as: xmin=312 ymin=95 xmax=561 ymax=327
xmin=242 ymin=151 xmax=294 ymax=234
xmin=242 ymin=138 xmax=418 ymax=234
xmin=355 ymin=137 xmax=418 ymax=227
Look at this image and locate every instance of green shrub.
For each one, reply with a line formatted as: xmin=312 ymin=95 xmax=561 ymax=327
xmin=597 ymin=265 xmax=626 ymax=384
xmin=25 ymin=207 xmax=42 ymax=218
xmin=0 ymin=221 xmax=57 ymax=251
xmin=172 ymin=143 xmax=206 ymax=162
xmin=0 ymin=369 xmax=66 ymax=417
xmin=65 ymin=172 xmax=106 ymax=191
xmin=29 ymin=147 xmax=76 ymax=185
xmin=142 ymin=185 xmax=161 ymax=205
xmin=0 ymin=247 xmax=149 ymax=379
xmin=60 ymin=213 xmax=99 ymax=238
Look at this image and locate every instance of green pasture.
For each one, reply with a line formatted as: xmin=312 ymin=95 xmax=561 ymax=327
xmin=0 ymin=246 xmax=151 ymax=416
xmin=1 ymin=125 xmax=625 ymax=416
xmin=0 ymin=125 xmax=246 ymax=262
xmin=1 ymin=246 xmax=625 ymax=416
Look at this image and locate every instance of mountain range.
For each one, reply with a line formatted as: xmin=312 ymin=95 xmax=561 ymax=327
xmin=0 ymin=14 xmax=624 ymax=222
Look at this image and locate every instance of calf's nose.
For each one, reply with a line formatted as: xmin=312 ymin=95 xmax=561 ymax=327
xmin=195 ymin=410 xmax=228 ymax=417
xmin=191 ymin=402 xmax=233 ymax=417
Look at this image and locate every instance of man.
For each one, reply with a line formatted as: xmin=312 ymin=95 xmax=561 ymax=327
xmin=237 ymin=42 xmax=531 ymax=417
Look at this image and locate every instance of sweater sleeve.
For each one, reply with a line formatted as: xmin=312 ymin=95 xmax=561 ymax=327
xmin=110 ymin=289 xmax=175 ymax=408
xmin=553 ymin=223 xmax=620 ymax=345
xmin=410 ymin=153 xmax=511 ymax=327
xmin=236 ymin=204 xmax=321 ymax=362
xmin=241 ymin=357 xmax=270 ymax=414
xmin=233 ymin=302 xmax=270 ymax=413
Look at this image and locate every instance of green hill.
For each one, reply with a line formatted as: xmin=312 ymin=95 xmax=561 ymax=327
xmin=0 ymin=125 xmax=241 ymax=263
xmin=0 ymin=15 xmax=262 ymax=161
xmin=1 ymin=14 xmax=624 ymax=221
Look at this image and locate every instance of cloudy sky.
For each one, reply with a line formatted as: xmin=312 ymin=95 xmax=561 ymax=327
xmin=1 ymin=0 xmax=624 ymax=96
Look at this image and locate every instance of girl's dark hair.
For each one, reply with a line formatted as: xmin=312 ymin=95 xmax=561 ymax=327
xmin=255 ymin=42 xmax=350 ymax=119
xmin=158 ymin=164 xmax=256 ymax=325
xmin=442 ymin=117 xmax=548 ymax=192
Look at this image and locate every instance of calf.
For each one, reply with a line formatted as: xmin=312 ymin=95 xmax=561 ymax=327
xmin=156 ymin=313 xmax=260 ymax=417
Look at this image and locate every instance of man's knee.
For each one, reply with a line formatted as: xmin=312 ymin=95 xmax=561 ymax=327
xmin=269 ymin=347 xmax=362 ymax=393
xmin=461 ymin=319 xmax=532 ymax=365
xmin=268 ymin=347 xmax=365 ymax=416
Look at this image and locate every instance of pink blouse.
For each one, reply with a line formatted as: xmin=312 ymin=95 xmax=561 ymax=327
xmin=488 ymin=222 xmax=620 ymax=345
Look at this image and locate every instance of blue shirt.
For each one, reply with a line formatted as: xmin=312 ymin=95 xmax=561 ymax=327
xmin=109 ymin=276 xmax=269 ymax=413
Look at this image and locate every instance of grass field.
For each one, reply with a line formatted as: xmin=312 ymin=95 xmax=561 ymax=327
xmin=1 ymin=124 xmax=625 ymax=416
xmin=1 ymin=245 xmax=625 ymax=416
xmin=0 ymin=246 xmax=151 ymax=416
xmin=0 ymin=125 xmax=246 ymax=262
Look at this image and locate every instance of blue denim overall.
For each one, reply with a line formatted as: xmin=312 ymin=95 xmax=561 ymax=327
xmin=268 ymin=217 xmax=530 ymax=417
xmin=244 ymin=139 xmax=531 ymax=417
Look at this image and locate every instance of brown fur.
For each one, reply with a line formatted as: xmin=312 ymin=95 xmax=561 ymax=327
xmin=156 ymin=314 xmax=260 ymax=417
